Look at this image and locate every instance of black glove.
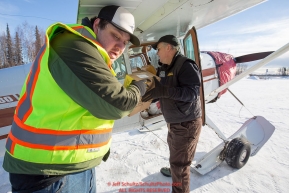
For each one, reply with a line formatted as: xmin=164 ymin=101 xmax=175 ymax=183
xmin=102 ymin=148 xmax=110 ymax=162
xmin=142 ymin=77 xmax=169 ymax=102
xmin=130 ymin=79 xmax=146 ymax=96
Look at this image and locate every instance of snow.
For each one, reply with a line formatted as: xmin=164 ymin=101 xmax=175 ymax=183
xmin=1 ymin=77 xmax=289 ymax=193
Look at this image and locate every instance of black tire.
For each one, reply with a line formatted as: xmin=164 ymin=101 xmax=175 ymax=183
xmin=225 ymin=137 xmax=251 ymax=169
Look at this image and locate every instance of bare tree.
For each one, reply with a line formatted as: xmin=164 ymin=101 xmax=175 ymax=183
xmin=0 ymin=33 xmax=7 ymax=68
xmin=0 ymin=22 xmax=45 ymax=69
xmin=39 ymin=27 xmax=46 ymax=46
xmin=278 ymin=68 xmax=281 ymax=75
xmin=16 ymin=21 xmax=35 ymax=63
xmin=236 ymin=63 xmax=248 ymax=75
xmin=281 ymin=67 xmax=286 ymax=76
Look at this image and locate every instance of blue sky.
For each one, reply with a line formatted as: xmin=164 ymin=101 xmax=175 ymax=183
xmin=1 ymin=0 xmax=289 ymax=71
xmin=0 ymin=0 xmax=78 ymax=31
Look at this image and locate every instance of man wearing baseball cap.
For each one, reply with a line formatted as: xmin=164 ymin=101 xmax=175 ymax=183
xmin=3 ymin=5 xmax=146 ymax=193
xmin=142 ymin=35 xmax=202 ymax=193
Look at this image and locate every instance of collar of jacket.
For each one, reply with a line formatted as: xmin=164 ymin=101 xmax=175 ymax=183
xmin=167 ymin=52 xmax=182 ymax=72
xmin=81 ymin=17 xmax=94 ymax=30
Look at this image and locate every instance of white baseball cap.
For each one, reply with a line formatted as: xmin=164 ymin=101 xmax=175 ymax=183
xmin=98 ymin=5 xmax=140 ymax=46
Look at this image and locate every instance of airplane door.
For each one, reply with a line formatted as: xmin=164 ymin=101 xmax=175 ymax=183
xmin=183 ymin=27 xmax=206 ymax=125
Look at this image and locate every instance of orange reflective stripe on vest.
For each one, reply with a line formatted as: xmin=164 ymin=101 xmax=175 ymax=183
xmin=6 ymin=120 xmax=111 ymax=151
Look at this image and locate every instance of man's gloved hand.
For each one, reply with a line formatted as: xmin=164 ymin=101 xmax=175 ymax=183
xmin=130 ymin=79 xmax=146 ymax=96
xmin=142 ymin=77 xmax=169 ymax=102
xmin=102 ymin=148 xmax=110 ymax=162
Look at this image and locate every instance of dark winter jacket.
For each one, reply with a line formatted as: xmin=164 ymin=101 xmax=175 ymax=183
xmin=158 ymin=53 xmax=202 ymax=123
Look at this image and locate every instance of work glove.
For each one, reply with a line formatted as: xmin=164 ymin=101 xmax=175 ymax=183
xmin=102 ymin=148 xmax=110 ymax=162
xmin=142 ymin=77 xmax=169 ymax=102
xmin=130 ymin=79 xmax=146 ymax=96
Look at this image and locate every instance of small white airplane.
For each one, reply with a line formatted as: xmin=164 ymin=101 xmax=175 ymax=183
xmin=1 ymin=0 xmax=289 ymax=175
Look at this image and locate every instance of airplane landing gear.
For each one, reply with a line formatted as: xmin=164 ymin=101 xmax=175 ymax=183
xmin=225 ymin=137 xmax=251 ymax=169
xmin=191 ymin=116 xmax=274 ymax=175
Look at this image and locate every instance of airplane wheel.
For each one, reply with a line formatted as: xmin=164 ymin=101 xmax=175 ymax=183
xmin=225 ymin=137 xmax=251 ymax=169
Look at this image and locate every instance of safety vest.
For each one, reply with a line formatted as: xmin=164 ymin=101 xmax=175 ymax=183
xmin=5 ymin=23 xmax=116 ymax=165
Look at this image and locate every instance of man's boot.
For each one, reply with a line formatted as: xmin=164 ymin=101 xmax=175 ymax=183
xmin=160 ymin=167 xmax=171 ymax=177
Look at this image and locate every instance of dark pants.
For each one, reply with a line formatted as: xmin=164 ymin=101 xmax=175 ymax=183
xmin=167 ymin=118 xmax=202 ymax=193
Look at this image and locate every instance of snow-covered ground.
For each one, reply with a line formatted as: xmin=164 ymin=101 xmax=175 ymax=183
xmin=1 ymin=77 xmax=289 ymax=193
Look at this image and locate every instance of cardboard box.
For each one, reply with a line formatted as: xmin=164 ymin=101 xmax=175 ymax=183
xmin=124 ymin=70 xmax=159 ymax=117
xmin=128 ymin=100 xmax=151 ymax=117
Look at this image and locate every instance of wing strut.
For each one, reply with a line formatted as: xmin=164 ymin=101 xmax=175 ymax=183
xmin=227 ymin=88 xmax=255 ymax=117
xmin=227 ymin=89 xmax=244 ymax=106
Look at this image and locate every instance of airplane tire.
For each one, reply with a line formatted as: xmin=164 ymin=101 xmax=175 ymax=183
xmin=225 ymin=137 xmax=251 ymax=169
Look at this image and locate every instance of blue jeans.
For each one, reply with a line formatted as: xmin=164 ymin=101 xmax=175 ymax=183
xmin=33 ymin=169 xmax=96 ymax=193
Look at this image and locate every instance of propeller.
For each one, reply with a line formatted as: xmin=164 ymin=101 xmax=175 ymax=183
xmin=235 ymin=51 xmax=274 ymax=63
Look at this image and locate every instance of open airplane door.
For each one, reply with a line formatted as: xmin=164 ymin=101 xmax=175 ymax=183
xmin=182 ymin=27 xmax=206 ymax=126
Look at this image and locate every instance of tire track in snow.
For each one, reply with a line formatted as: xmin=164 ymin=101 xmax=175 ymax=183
xmin=271 ymin=174 xmax=282 ymax=193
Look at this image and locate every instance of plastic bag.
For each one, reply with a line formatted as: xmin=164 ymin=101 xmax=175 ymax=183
xmin=148 ymin=101 xmax=161 ymax=115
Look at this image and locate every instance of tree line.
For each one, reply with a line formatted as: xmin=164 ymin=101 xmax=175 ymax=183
xmin=237 ymin=64 xmax=289 ymax=76
xmin=277 ymin=67 xmax=289 ymax=75
xmin=0 ymin=22 xmax=45 ymax=69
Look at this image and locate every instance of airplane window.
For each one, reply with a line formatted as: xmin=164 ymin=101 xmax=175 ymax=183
xmin=147 ymin=49 xmax=160 ymax=69
xmin=184 ymin=35 xmax=195 ymax=61
xmin=112 ymin=55 xmax=127 ymax=80
xmin=129 ymin=56 xmax=144 ymax=72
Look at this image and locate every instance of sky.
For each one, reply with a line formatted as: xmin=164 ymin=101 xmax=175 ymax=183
xmin=0 ymin=0 xmax=289 ymax=73
xmin=197 ymin=0 xmax=289 ymax=72
xmin=0 ymin=0 xmax=78 ymax=31
xmin=1 ymin=77 xmax=289 ymax=192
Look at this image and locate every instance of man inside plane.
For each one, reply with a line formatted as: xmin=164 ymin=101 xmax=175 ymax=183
xmin=3 ymin=5 xmax=147 ymax=193
xmin=142 ymin=35 xmax=202 ymax=193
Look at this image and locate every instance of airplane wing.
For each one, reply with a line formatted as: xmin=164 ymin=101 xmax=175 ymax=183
xmin=76 ymin=0 xmax=266 ymax=42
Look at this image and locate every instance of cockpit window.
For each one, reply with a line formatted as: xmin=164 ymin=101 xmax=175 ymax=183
xmin=128 ymin=45 xmax=160 ymax=73
xmin=147 ymin=48 xmax=159 ymax=69
xmin=129 ymin=55 xmax=146 ymax=72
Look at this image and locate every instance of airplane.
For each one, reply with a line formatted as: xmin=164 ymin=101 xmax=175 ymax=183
xmin=1 ymin=0 xmax=289 ymax=175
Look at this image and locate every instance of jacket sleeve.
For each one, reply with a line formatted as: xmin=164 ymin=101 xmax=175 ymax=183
xmin=168 ymin=60 xmax=201 ymax=102
xmin=48 ymin=30 xmax=141 ymax=120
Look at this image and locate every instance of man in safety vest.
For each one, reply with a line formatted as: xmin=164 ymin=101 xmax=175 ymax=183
xmin=3 ymin=5 xmax=146 ymax=193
